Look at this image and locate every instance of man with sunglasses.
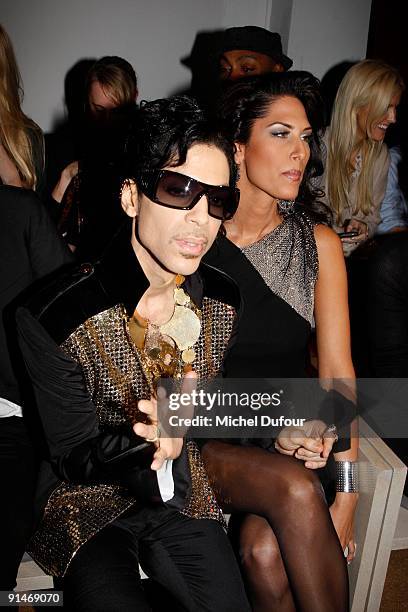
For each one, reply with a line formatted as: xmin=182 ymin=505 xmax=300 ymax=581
xmin=16 ymin=96 xmax=249 ymax=611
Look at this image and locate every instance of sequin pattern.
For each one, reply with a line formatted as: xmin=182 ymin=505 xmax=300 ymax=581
xmin=28 ymin=483 xmax=136 ymax=578
xmin=181 ymin=441 xmax=226 ymax=526
xmin=241 ymin=210 xmax=318 ymax=324
xmin=28 ymin=299 xmax=235 ymax=576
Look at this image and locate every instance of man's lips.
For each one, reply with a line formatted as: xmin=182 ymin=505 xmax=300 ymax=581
xmin=174 ymin=237 xmax=208 ymax=255
xmin=282 ymin=170 xmax=302 ymax=182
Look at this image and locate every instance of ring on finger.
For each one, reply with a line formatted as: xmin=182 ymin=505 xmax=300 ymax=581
xmin=146 ymin=424 xmax=161 ymax=443
xmin=324 ymin=423 xmax=338 ymax=443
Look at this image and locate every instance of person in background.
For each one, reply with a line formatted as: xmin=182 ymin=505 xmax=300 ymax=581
xmin=183 ymin=26 xmax=292 ymax=113
xmin=319 ymin=59 xmax=404 ymax=256
xmin=0 ymin=186 xmax=72 ymax=590
xmin=43 ymin=58 xmax=96 ymax=209
xmin=377 ymin=145 xmax=408 ymax=233
xmin=52 ymin=56 xmax=138 ymax=259
xmin=0 ymin=24 xmax=44 ymax=192
xmin=217 ymin=26 xmax=292 ymax=81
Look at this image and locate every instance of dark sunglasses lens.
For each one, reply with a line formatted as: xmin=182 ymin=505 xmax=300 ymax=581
xmin=153 ymin=171 xmax=239 ymax=220
xmin=156 ymin=173 xmax=196 ymax=208
xmin=208 ymin=187 xmax=239 ymax=220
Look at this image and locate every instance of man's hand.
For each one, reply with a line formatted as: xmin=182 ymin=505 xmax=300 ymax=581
xmin=275 ymin=419 xmax=337 ymax=469
xmin=134 ymin=370 xmax=197 ymax=471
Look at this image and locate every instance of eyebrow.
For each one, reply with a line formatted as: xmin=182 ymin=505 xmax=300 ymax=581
xmin=268 ymin=122 xmax=313 ymax=131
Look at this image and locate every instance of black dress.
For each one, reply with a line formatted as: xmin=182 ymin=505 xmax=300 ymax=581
xmin=204 ymin=207 xmax=346 ymax=495
xmin=205 ymin=208 xmax=318 ymax=378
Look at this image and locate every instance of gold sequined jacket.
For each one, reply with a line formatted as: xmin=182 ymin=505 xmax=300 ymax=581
xmin=17 ymin=225 xmax=241 ymax=577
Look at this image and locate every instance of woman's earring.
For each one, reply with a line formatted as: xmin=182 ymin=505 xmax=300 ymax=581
xmin=236 ymin=164 xmax=241 ymax=182
xmin=278 ymin=199 xmax=296 ymax=216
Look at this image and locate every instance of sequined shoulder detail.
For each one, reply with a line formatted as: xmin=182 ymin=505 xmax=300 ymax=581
xmin=61 ymin=304 xmax=151 ymax=425
xmin=241 ymin=210 xmax=318 ymax=324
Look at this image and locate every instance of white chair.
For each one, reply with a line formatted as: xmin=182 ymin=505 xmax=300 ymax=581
xmin=349 ymin=417 xmax=407 ymax=611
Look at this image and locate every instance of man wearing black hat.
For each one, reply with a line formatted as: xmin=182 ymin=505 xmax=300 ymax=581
xmin=218 ymin=25 xmax=293 ymax=81
xmin=181 ymin=26 xmax=293 ymax=112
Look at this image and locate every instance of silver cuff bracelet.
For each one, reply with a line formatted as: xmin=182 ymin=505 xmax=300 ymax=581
xmin=335 ymin=461 xmax=359 ymax=493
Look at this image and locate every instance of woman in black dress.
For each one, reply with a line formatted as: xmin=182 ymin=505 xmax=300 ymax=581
xmin=202 ymin=72 xmax=358 ymax=611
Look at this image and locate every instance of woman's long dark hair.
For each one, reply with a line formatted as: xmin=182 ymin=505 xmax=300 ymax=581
xmin=217 ymin=71 xmax=328 ymax=220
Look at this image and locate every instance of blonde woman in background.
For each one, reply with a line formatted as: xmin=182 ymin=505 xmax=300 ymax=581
xmin=0 ymin=24 xmax=44 ymax=190
xmin=320 ymin=59 xmax=404 ymax=255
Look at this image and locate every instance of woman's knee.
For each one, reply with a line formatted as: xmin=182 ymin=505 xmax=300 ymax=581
xmin=240 ymin=531 xmax=283 ymax=574
xmin=240 ymin=533 xmax=290 ymax=600
xmin=280 ymin=463 xmax=325 ymax=508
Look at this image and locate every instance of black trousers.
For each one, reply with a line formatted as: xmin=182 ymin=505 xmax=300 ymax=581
xmin=60 ymin=506 xmax=250 ymax=612
xmin=0 ymin=416 xmax=37 ymax=589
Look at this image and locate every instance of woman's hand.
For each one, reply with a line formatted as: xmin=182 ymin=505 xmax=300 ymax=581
xmin=52 ymin=160 xmax=79 ymax=203
xmin=340 ymin=218 xmax=368 ymax=255
xmin=341 ymin=218 xmax=368 ymax=244
xmin=329 ymin=492 xmax=358 ymax=564
xmin=275 ymin=419 xmax=337 ymax=469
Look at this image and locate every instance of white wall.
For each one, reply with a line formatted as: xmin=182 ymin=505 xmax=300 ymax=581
xmin=269 ymin=0 xmax=294 ymax=53
xmin=1 ymin=0 xmax=227 ymax=131
xmin=288 ymin=0 xmax=372 ymax=79
xmin=221 ymin=0 xmax=273 ymax=29
xmin=2 ymin=0 xmax=372 ymax=132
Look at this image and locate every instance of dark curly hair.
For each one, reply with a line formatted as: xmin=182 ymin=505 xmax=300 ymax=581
xmin=218 ymin=71 xmax=327 ymax=216
xmin=125 ymin=95 xmax=237 ymax=187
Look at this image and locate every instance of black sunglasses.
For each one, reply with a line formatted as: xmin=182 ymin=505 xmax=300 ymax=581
xmin=137 ymin=170 xmax=239 ymax=220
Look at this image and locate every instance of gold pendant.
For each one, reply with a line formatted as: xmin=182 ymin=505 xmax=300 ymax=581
xmin=174 ymin=287 xmax=190 ymax=306
xmin=160 ymin=305 xmax=201 ymax=351
xmin=130 ymin=277 xmax=200 ymax=378
xmin=147 ymin=347 xmax=161 ymax=359
xmin=182 ymin=348 xmax=196 ymax=364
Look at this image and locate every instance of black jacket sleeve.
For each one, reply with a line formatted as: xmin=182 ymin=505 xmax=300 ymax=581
xmin=25 ymin=189 xmax=73 ymax=279
xmin=16 ymin=306 xmax=165 ymax=503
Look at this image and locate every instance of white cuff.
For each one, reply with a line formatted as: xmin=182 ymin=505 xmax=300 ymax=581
xmin=156 ymin=459 xmax=174 ymax=502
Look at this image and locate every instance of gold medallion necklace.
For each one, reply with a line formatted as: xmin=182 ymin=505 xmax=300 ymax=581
xmin=128 ymin=275 xmax=201 ymax=377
